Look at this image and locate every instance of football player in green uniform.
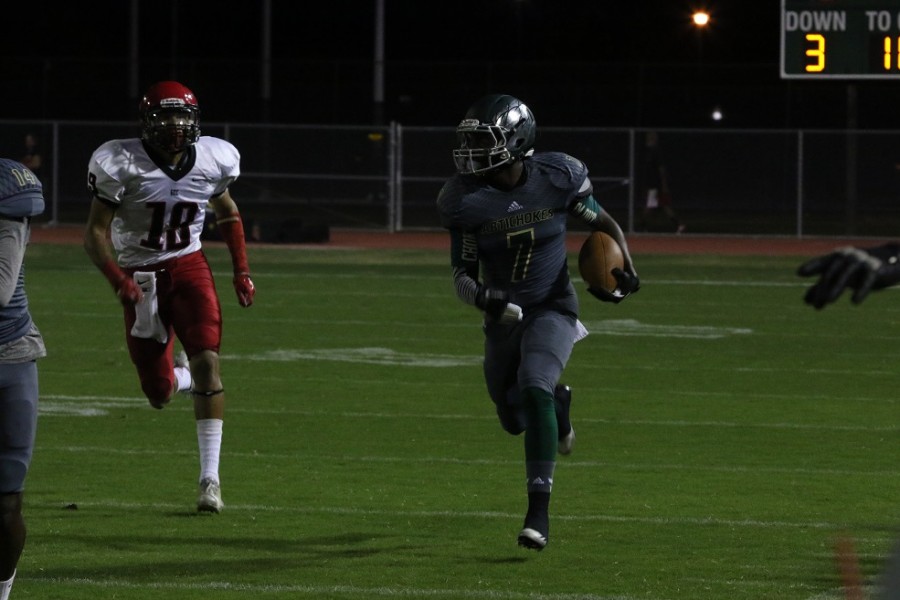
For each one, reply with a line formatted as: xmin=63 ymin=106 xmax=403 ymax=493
xmin=437 ymin=94 xmax=639 ymax=550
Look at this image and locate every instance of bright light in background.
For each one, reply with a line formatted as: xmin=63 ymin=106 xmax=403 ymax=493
xmin=711 ymin=106 xmax=723 ymax=121
xmin=692 ymin=11 xmax=710 ymax=27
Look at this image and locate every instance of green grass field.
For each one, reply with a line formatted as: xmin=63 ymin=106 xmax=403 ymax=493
xmin=13 ymin=241 xmax=900 ymax=599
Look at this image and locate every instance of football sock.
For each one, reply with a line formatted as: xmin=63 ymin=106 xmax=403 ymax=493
xmin=523 ymin=491 xmax=551 ymax=536
xmin=521 ymin=386 xmax=558 ymax=462
xmin=525 ymin=461 xmax=555 ymax=494
xmin=174 ymin=366 xmax=192 ymax=393
xmin=196 ymin=418 xmax=223 ymax=483
xmin=0 ymin=571 xmax=15 ymax=600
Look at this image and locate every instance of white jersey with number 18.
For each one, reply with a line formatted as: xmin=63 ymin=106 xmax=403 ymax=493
xmin=87 ymin=136 xmax=240 ymax=268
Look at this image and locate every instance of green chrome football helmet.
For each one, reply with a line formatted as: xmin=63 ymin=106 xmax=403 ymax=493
xmin=453 ymin=94 xmax=536 ymax=175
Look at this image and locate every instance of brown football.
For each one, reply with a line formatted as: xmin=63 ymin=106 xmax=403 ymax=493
xmin=578 ymin=231 xmax=624 ymax=292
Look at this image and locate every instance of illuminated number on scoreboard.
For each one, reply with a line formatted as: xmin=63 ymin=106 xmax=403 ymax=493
xmin=782 ymin=1 xmax=900 ymax=78
xmin=805 ymin=33 xmax=826 ymax=72
xmin=883 ymin=36 xmax=900 ymax=71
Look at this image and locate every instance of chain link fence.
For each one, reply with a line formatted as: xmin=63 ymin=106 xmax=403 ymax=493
xmin=3 ymin=119 xmax=899 ymax=238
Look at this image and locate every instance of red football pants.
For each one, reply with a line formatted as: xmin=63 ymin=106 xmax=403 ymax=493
xmin=121 ymin=250 xmax=222 ymax=402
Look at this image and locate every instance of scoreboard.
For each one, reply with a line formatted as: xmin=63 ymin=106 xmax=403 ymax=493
xmin=781 ymin=0 xmax=900 ymax=78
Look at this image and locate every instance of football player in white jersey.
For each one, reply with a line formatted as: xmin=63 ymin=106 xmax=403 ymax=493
xmin=83 ymin=81 xmax=255 ymax=513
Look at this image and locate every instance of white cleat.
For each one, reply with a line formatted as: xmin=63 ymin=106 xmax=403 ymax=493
xmin=517 ymin=527 xmax=548 ymax=551
xmin=197 ymin=478 xmax=224 ymax=513
xmin=558 ymin=427 xmax=576 ymax=456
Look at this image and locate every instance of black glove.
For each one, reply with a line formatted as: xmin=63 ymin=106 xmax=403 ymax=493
xmin=588 ymin=268 xmax=640 ymax=304
xmin=798 ymin=244 xmax=900 ymax=309
xmin=476 ymin=287 xmax=508 ymax=319
xmin=476 ymin=287 xmax=524 ymax=323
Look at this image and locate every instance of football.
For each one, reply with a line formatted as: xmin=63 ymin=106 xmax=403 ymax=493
xmin=578 ymin=231 xmax=624 ymax=292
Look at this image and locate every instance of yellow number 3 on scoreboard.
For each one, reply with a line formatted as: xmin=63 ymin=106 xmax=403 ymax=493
xmin=804 ymin=33 xmax=826 ymax=72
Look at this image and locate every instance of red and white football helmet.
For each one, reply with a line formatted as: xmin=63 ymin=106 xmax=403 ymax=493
xmin=139 ymin=81 xmax=201 ymax=154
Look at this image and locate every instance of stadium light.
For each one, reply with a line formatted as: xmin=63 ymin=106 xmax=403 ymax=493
xmin=692 ymin=11 xmax=710 ymax=27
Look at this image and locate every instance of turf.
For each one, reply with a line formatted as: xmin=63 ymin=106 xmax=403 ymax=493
xmin=13 ymin=242 xmax=900 ymax=599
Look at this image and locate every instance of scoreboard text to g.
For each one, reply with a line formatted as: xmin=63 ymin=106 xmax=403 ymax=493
xmin=781 ymin=0 xmax=900 ymax=78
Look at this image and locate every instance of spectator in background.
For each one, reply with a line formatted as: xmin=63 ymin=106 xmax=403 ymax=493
xmin=639 ymin=131 xmax=686 ymax=234
xmin=0 ymin=158 xmax=46 ymax=600
xmin=20 ymin=135 xmax=41 ymax=174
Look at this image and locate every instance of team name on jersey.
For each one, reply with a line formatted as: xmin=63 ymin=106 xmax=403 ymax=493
xmin=570 ymin=199 xmax=598 ymax=222
xmin=461 ymin=232 xmax=479 ymax=263
xmin=479 ymin=208 xmax=554 ymax=235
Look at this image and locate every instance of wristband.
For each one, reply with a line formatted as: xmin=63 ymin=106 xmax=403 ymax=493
xmin=100 ymin=259 xmax=127 ymax=287
xmin=217 ymin=212 xmax=250 ymax=274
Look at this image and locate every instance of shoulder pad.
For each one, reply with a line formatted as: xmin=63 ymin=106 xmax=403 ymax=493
xmin=437 ymin=176 xmax=480 ymax=229
xmin=197 ymin=137 xmax=240 ymax=171
xmin=0 ymin=158 xmax=44 ymax=218
xmin=529 ymin=152 xmax=589 ymax=192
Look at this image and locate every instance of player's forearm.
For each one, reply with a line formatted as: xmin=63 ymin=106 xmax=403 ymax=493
xmin=217 ymin=212 xmax=250 ymax=274
xmin=0 ymin=222 xmax=26 ymax=307
xmin=83 ymin=224 xmax=130 ymax=292
xmin=453 ymin=266 xmax=480 ymax=307
xmin=83 ymin=225 xmax=116 ymax=268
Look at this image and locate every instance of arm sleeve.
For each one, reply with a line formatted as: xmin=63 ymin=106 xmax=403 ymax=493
xmin=449 ymin=228 xmax=481 ymax=307
xmin=568 ymin=194 xmax=605 ymax=227
xmin=0 ymin=220 xmax=27 ymax=307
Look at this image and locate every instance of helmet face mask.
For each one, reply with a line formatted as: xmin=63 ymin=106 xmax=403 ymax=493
xmin=453 ymin=95 xmax=536 ymax=176
xmin=139 ymin=81 xmax=201 ymax=154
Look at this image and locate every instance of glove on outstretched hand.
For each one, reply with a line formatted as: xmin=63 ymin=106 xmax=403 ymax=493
xmin=476 ymin=288 xmax=523 ymax=324
xmin=798 ymin=244 xmax=900 ymax=309
xmin=588 ymin=268 xmax=640 ymax=304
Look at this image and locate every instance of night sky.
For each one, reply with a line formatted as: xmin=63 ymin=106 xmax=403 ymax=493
xmin=2 ymin=1 xmax=893 ymax=128
xmin=12 ymin=1 xmax=774 ymax=64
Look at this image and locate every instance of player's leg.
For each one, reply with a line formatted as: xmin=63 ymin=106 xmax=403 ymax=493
xmin=515 ymin=311 xmax=577 ymax=550
xmin=123 ymin=302 xmax=178 ymax=409
xmin=188 ymin=350 xmax=225 ymax=512
xmin=640 ymin=189 xmax=659 ymax=231
xmin=658 ymin=194 xmax=685 ymax=233
xmin=0 ymin=362 xmax=39 ymax=598
xmin=0 ymin=492 xmax=22 ymax=600
xmin=482 ymin=323 xmax=526 ymax=435
xmin=170 ymin=252 xmax=226 ymax=512
xmin=554 ymin=383 xmax=575 ymax=455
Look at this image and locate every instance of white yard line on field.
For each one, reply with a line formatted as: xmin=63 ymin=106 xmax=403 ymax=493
xmin=36 ymin=445 xmax=900 ymax=479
